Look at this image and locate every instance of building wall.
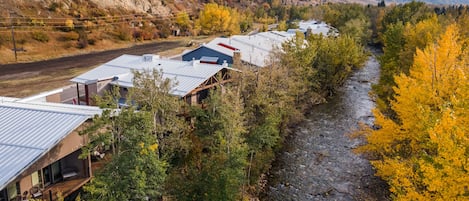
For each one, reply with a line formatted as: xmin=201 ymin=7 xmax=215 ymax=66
xmin=13 ymin=124 xmax=90 ymax=196
xmin=97 ymin=79 xmax=113 ymax=96
xmin=182 ymin=47 xmax=233 ymax=65
xmin=46 ymin=93 xmax=61 ymax=103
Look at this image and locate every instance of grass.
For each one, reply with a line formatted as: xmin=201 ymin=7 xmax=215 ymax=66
xmin=0 ymin=32 xmax=133 ymax=64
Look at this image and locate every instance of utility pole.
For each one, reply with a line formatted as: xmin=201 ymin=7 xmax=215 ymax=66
xmin=9 ymin=12 xmax=17 ymax=62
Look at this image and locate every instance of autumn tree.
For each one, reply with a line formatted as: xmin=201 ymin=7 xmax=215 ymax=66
xmin=277 ymin=20 xmax=287 ymax=31
xmin=399 ymin=15 xmax=442 ymax=74
xmin=175 ymin=11 xmax=193 ymax=35
xmin=322 ymin=3 xmax=370 ymax=44
xmin=374 ymin=15 xmax=443 ymax=118
xmin=356 ymin=25 xmax=469 ymax=200
xmin=196 ymin=3 xmax=240 ymax=35
xmin=379 ymin=1 xmax=433 ymax=39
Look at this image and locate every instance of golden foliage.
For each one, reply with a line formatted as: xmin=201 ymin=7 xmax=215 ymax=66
xmin=357 ymin=24 xmax=469 ymax=200
xmin=65 ymin=19 xmax=74 ymax=30
xmin=196 ymin=3 xmax=240 ymax=35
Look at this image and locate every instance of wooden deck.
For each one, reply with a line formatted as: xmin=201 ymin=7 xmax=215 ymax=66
xmin=40 ymin=177 xmax=90 ymax=201
xmin=90 ymin=151 xmax=113 ymax=175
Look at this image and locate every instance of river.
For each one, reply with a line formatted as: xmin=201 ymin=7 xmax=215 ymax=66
xmin=264 ymin=51 xmax=390 ymax=200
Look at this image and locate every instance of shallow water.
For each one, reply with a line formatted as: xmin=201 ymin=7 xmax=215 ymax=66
xmin=264 ymin=51 xmax=389 ymax=201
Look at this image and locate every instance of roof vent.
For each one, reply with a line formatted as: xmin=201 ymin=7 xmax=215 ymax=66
xmin=192 ymin=59 xmax=200 ymax=68
xmin=143 ymin=54 xmax=160 ymax=62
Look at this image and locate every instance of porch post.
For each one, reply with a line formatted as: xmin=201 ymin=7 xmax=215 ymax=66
xmin=191 ymin=92 xmax=197 ymax=105
xmin=88 ymin=154 xmax=92 ymax=177
xmin=85 ymin=84 xmax=89 ymax=106
xmin=76 ymin=83 xmax=80 ymax=105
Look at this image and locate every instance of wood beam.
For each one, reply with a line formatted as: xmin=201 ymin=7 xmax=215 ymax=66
xmin=189 ymin=79 xmax=233 ymax=94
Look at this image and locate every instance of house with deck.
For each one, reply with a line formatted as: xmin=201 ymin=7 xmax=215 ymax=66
xmin=70 ymin=54 xmax=238 ymax=106
xmin=182 ymin=31 xmax=294 ymax=68
xmin=0 ymin=97 xmax=102 ymax=201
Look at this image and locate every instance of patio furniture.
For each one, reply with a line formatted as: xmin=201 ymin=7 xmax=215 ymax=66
xmin=30 ymin=186 xmax=42 ymax=199
xmin=62 ymin=168 xmax=78 ymax=180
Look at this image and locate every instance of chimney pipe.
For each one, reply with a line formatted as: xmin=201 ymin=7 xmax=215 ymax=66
xmin=233 ymin=50 xmax=241 ymax=68
xmin=306 ymin=27 xmax=312 ymax=38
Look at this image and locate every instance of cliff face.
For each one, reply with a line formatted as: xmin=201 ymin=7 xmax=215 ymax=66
xmin=84 ymin=0 xmax=171 ymax=15
xmin=0 ymin=0 xmax=187 ymax=18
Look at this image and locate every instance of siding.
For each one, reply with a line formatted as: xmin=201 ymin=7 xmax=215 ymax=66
xmin=182 ymin=46 xmax=233 ymax=65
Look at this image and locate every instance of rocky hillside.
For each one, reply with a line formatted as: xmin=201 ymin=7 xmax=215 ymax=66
xmin=0 ymin=0 xmax=193 ymax=18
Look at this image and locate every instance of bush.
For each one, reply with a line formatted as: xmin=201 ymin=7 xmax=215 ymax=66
xmin=59 ymin=32 xmax=79 ymax=41
xmin=113 ymin=25 xmax=132 ymax=41
xmin=76 ymin=31 xmax=88 ymax=49
xmin=48 ymin=2 xmax=59 ymax=12
xmin=31 ymin=31 xmax=49 ymax=42
xmin=88 ymin=38 xmax=96 ymax=45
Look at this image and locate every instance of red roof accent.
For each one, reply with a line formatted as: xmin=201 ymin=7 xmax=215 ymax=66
xmin=217 ymin=43 xmax=237 ymax=51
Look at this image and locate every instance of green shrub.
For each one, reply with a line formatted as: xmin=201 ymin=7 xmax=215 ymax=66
xmin=31 ymin=31 xmax=49 ymax=42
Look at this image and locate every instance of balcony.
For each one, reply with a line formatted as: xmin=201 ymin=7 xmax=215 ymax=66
xmin=39 ymin=177 xmax=90 ymax=201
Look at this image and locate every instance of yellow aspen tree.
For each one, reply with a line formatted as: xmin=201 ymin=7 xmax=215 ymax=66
xmin=357 ymin=24 xmax=469 ymax=200
xmin=65 ymin=19 xmax=74 ymax=30
xmin=196 ymin=3 xmax=239 ymax=35
xmin=400 ymin=14 xmax=442 ymax=73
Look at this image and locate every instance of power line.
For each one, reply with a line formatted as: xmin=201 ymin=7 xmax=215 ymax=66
xmin=0 ymin=9 xmax=197 ymax=21
xmin=0 ymin=14 xmax=192 ymax=28
xmin=0 ymin=16 xmax=186 ymax=31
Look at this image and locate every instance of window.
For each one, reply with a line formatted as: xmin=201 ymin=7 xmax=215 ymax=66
xmin=51 ymin=161 xmax=62 ymax=183
xmin=31 ymin=171 xmax=42 ymax=187
xmin=0 ymin=182 xmax=21 ymax=201
xmin=7 ymin=183 xmax=15 ymax=200
xmin=0 ymin=188 xmax=7 ymax=201
xmin=43 ymin=160 xmax=62 ymax=187
xmin=197 ymin=89 xmax=209 ymax=104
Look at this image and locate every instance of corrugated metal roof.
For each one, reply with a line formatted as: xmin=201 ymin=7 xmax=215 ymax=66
xmin=200 ymin=56 xmax=219 ymax=63
xmin=71 ymin=55 xmax=232 ymax=97
xmin=0 ymin=98 xmax=102 ymax=190
xmin=195 ymin=31 xmax=295 ymax=67
xmin=288 ymin=20 xmax=339 ymax=36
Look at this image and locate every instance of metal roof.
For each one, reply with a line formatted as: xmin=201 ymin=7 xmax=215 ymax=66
xmin=200 ymin=56 xmax=219 ymax=63
xmin=288 ymin=20 xmax=339 ymax=36
xmin=71 ymin=55 xmax=234 ymax=97
xmin=189 ymin=31 xmax=295 ymax=68
xmin=0 ymin=97 xmax=102 ymax=190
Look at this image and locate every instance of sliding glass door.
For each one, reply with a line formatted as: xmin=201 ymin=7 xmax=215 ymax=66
xmin=43 ymin=160 xmax=62 ymax=187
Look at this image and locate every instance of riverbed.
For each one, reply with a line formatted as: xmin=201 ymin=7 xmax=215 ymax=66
xmin=264 ymin=52 xmax=390 ymax=200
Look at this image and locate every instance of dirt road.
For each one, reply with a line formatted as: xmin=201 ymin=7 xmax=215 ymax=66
xmin=0 ymin=40 xmax=186 ymax=97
